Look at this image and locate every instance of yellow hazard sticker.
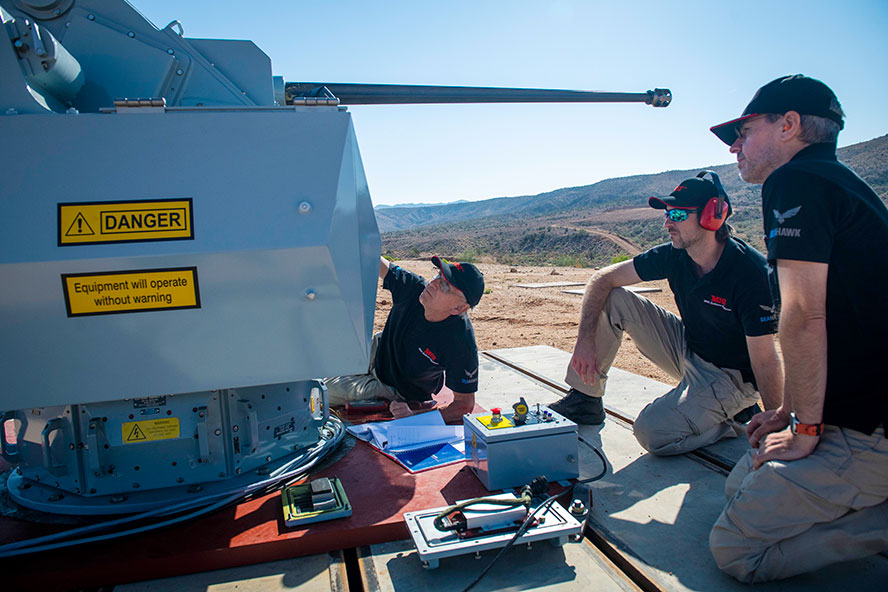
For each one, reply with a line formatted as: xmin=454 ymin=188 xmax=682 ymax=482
xmin=61 ymin=267 xmax=200 ymax=317
xmin=478 ymin=415 xmax=514 ymax=430
xmin=122 ymin=418 xmax=180 ymax=444
xmin=58 ymin=199 xmax=193 ymax=245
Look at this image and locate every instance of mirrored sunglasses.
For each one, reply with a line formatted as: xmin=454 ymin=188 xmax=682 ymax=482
xmin=665 ymin=209 xmax=693 ymax=222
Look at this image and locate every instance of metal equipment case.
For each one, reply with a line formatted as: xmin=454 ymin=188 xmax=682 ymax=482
xmin=464 ymin=407 xmax=579 ymax=491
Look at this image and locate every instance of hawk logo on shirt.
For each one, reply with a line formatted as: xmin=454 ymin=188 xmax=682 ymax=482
xmin=759 ymin=303 xmax=777 ymax=323
xmin=773 ymin=206 xmax=801 ymax=225
xmin=464 ymin=368 xmax=478 ymax=378
xmin=419 ymin=347 xmax=439 ymax=365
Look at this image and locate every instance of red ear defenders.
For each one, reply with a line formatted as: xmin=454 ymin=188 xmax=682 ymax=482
xmin=696 ymin=170 xmax=730 ymax=231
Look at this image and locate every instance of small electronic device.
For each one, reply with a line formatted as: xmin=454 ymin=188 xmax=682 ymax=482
xmin=464 ymin=403 xmax=579 ymax=491
xmin=404 ymin=492 xmax=583 ymax=569
xmin=281 ymin=476 xmax=352 ymax=527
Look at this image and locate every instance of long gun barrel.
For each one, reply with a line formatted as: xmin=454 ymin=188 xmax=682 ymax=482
xmin=286 ymin=83 xmax=672 ymax=107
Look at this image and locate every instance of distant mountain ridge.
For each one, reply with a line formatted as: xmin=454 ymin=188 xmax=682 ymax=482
xmin=376 ymin=134 xmax=888 ymax=234
xmin=375 ymin=200 xmax=470 ymax=209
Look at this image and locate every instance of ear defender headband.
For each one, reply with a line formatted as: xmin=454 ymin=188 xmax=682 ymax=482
xmin=696 ymin=170 xmax=730 ymax=231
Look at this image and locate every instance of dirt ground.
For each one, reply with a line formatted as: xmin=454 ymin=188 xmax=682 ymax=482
xmin=374 ymin=259 xmax=678 ymax=385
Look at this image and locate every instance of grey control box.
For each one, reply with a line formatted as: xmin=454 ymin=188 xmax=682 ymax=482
xmin=463 ymin=406 xmax=579 ymax=491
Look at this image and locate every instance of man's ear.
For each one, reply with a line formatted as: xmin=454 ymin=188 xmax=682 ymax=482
xmin=781 ymin=111 xmax=803 ymax=141
xmin=451 ymin=302 xmax=470 ymax=316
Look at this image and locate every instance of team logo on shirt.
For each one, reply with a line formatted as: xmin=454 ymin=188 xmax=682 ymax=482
xmin=419 ymin=347 xmax=439 ymax=365
xmin=770 ymin=206 xmax=802 ymax=239
xmin=773 ymin=206 xmax=801 ymax=224
xmin=704 ymin=294 xmax=732 ymax=312
xmin=462 ymin=368 xmax=478 ymax=385
xmin=759 ymin=303 xmax=777 ymax=323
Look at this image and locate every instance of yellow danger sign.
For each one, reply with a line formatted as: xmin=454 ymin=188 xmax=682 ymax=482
xmin=122 ymin=418 xmax=180 ymax=444
xmin=62 ymin=267 xmax=200 ymax=317
xmin=58 ymin=199 xmax=193 ymax=245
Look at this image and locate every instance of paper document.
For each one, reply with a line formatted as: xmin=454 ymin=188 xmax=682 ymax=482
xmin=346 ymin=411 xmax=466 ymax=472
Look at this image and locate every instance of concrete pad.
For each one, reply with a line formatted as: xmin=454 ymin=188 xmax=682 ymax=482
xmin=515 ymin=281 xmax=585 ymax=288
xmin=484 ymin=345 xmax=672 ymax=421
xmin=486 ymin=346 xmax=751 ymax=467
xmin=563 ymin=286 xmax=661 ymax=295
xmin=476 ymin=355 xmax=564 ymax=412
xmin=579 ymin=416 xmax=888 ymax=592
xmin=359 ymin=538 xmax=640 ymax=592
xmin=115 ymin=552 xmax=347 ymax=592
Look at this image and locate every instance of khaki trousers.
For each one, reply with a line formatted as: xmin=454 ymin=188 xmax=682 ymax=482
xmin=323 ymin=333 xmax=403 ymax=406
xmin=710 ymin=425 xmax=888 ymax=583
xmin=565 ymin=288 xmax=759 ymax=455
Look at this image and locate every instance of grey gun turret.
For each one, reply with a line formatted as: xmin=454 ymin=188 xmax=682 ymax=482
xmin=0 ymin=0 xmax=670 ymax=515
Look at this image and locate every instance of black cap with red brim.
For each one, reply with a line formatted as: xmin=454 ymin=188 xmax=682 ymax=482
xmin=710 ymin=74 xmax=844 ymax=145
xmin=431 ymin=256 xmax=485 ymax=307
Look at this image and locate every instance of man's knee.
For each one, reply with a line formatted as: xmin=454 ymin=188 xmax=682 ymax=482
xmin=633 ymin=404 xmax=682 ymax=456
xmin=709 ymin=513 xmax=762 ymax=584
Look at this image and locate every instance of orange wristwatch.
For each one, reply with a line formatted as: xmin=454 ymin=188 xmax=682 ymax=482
xmin=790 ymin=412 xmax=824 ymax=436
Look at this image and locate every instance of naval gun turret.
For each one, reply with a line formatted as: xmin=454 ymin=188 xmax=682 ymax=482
xmin=0 ymin=0 xmax=670 ymax=516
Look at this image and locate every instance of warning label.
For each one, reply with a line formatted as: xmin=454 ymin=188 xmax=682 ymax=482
xmin=61 ymin=267 xmax=200 ymax=317
xmin=58 ymin=199 xmax=193 ymax=245
xmin=122 ymin=418 xmax=180 ymax=444
xmin=478 ymin=415 xmax=514 ymax=430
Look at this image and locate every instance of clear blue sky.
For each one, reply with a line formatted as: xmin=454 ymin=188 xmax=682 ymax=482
xmin=136 ymin=0 xmax=888 ymax=205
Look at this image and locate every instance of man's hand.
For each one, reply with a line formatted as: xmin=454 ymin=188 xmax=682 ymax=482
xmin=746 ymin=406 xmax=791 ymax=448
xmin=752 ymin=430 xmax=819 ymax=469
xmin=570 ymin=339 xmax=600 ymax=385
xmin=440 ymin=392 xmax=475 ymax=424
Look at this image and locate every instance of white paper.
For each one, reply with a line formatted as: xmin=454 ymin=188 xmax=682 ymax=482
xmin=345 ymin=410 xmax=462 ymax=452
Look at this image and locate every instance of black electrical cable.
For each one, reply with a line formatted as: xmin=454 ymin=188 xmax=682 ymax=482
xmin=461 ymin=444 xmax=608 ymax=592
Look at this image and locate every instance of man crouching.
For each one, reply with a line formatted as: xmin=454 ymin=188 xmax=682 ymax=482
xmin=325 ymin=256 xmax=484 ymax=424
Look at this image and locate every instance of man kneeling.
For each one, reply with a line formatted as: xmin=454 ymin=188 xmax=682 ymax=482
xmin=325 ymin=256 xmax=484 ymax=424
xmin=550 ymin=173 xmax=783 ymax=456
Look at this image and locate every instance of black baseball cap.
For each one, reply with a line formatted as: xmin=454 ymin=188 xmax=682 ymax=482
xmin=648 ymin=176 xmax=732 ymax=216
xmin=431 ymin=256 xmax=485 ymax=307
xmin=710 ymin=74 xmax=844 ymax=145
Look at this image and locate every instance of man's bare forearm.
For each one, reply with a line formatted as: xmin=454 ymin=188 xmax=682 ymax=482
xmin=774 ymin=260 xmax=828 ymax=425
xmin=577 ymin=260 xmax=640 ymax=342
xmin=379 ymin=256 xmax=391 ymax=279
xmin=747 ymin=334 xmax=784 ymax=410
xmin=778 ymin=306 xmax=827 ymax=423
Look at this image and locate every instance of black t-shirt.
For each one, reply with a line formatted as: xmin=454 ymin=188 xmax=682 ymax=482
xmin=762 ymin=142 xmax=888 ymax=434
xmin=633 ymin=237 xmax=778 ymax=383
xmin=373 ymin=266 xmax=479 ymax=401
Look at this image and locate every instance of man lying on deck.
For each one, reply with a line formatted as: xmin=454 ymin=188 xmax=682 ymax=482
xmin=549 ymin=173 xmax=784 ymax=457
xmin=324 ymin=256 xmax=484 ymax=424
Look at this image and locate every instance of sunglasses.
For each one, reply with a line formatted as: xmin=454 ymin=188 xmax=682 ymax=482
xmin=665 ymin=208 xmax=694 ymax=222
xmin=432 ymin=274 xmax=454 ymax=294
